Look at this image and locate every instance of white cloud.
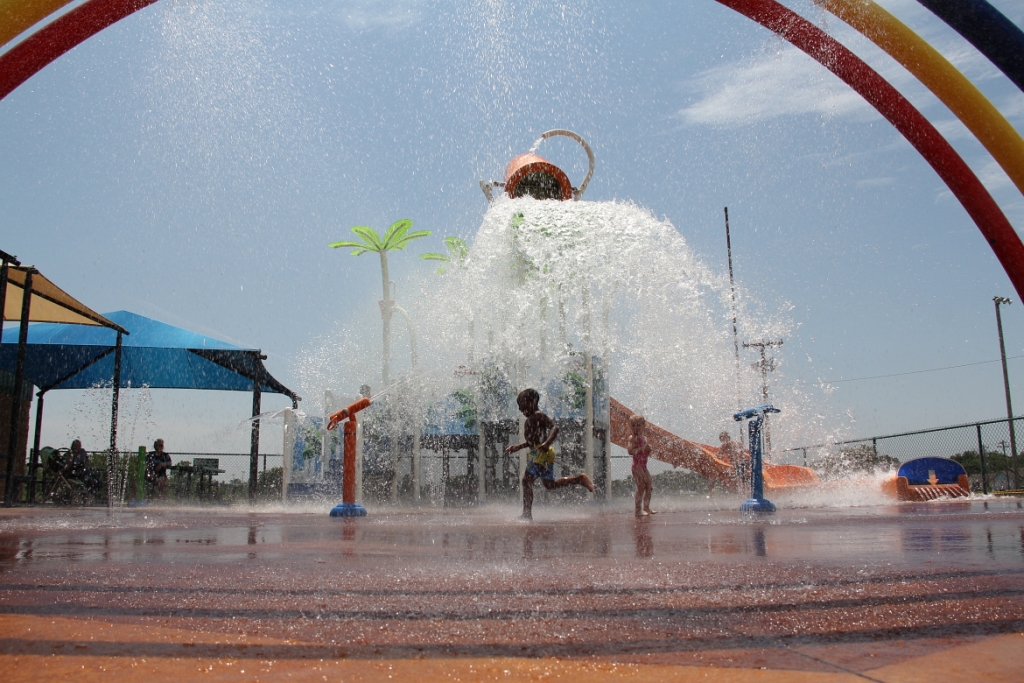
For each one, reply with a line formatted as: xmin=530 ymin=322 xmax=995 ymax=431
xmin=975 ymin=159 xmax=1013 ymax=193
xmin=331 ymin=0 xmax=424 ymax=30
xmin=932 ymin=117 xmax=972 ymax=141
xmin=1000 ymin=92 xmax=1024 ymax=120
xmin=678 ymin=46 xmax=874 ymax=127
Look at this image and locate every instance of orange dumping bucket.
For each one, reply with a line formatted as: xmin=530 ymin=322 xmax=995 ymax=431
xmin=480 ymin=129 xmax=595 ymax=202
xmin=504 ymin=152 xmax=574 ymax=201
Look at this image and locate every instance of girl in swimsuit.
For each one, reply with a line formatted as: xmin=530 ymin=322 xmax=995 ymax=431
xmin=627 ymin=414 xmax=656 ymax=516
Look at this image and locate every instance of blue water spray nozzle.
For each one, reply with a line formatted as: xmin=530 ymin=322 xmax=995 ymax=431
xmin=733 ymin=404 xmax=780 ymax=515
xmin=734 ymin=404 xmax=780 ymax=421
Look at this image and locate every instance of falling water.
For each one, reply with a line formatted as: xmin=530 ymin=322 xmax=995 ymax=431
xmin=298 ymin=194 xmax=842 ymax=503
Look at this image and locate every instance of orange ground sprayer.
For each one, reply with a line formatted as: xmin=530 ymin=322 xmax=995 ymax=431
xmin=326 ymin=396 xmax=371 ymax=517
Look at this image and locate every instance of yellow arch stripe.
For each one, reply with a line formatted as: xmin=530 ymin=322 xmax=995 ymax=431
xmin=820 ymin=0 xmax=1024 ymax=199
xmin=0 ymin=0 xmax=78 ymax=49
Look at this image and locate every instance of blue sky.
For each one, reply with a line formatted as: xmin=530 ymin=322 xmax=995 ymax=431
xmin=2 ymin=0 xmax=1024 ymax=457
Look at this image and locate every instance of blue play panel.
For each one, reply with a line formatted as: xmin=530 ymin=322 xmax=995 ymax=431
xmin=897 ymin=457 xmax=967 ymax=486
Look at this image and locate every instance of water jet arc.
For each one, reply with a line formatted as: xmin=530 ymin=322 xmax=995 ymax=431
xmin=715 ymin=0 xmax=1024 ymax=300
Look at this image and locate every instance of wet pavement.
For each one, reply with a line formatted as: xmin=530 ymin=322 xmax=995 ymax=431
xmin=1 ymin=498 xmax=1023 ymax=681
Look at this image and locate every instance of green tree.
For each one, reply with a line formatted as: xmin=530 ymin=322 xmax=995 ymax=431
xmin=330 ymin=219 xmax=430 ymax=384
xmin=951 ymin=449 xmax=1010 ymax=475
xmin=420 ymin=236 xmax=469 ymax=274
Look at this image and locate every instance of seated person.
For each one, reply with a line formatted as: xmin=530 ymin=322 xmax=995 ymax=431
xmin=145 ymin=438 xmax=173 ymax=498
xmin=66 ymin=439 xmax=102 ymax=493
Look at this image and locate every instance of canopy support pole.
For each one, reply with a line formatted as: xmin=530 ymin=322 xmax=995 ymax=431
xmin=5 ymin=268 xmax=33 ymax=506
xmin=107 ymin=331 xmax=122 ymax=510
xmin=250 ymin=367 xmax=261 ymax=503
xmin=0 ymin=259 xmax=10 ymax=333
xmin=28 ymin=390 xmax=45 ymax=502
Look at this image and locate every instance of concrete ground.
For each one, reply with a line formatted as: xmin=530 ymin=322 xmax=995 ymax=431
xmin=1 ymin=496 xmax=1023 ymax=682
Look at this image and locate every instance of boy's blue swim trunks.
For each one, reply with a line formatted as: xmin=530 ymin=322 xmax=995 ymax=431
xmin=524 ymin=446 xmax=556 ymax=481
xmin=525 ymin=462 xmax=555 ymax=481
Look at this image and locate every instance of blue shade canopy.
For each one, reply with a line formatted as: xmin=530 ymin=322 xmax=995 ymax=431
xmin=0 ymin=310 xmax=297 ymax=399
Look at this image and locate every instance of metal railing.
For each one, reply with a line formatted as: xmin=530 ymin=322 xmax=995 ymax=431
xmin=171 ymin=452 xmax=283 ymax=483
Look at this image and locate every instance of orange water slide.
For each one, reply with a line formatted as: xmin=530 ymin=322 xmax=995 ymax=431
xmin=609 ymin=398 xmax=819 ymax=491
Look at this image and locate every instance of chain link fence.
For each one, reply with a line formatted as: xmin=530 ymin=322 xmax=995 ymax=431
xmin=172 ymin=453 xmax=283 ymax=483
xmin=784 ymin=417 xmax=1024 ymax=493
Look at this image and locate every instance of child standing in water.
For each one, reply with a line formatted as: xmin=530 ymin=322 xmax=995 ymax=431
xmin=627 ymin=414 xmax=656 ymax=516
xmin=505 ymin=388 xmax=595 ymax=520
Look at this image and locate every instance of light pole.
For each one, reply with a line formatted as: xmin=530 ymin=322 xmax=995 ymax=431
xmin=725 ymin=208 xmax=743 ymax=447
xmin=993 ymin=296 xmax=1020 ymax=489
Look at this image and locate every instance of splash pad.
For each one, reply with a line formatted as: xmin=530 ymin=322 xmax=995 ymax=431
xmin=3 ymin=501 xmax=1024 ymax=681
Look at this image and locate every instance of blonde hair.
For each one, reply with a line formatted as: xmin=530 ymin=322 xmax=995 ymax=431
xmin=628 ymin=414 xmax=646 ymax=429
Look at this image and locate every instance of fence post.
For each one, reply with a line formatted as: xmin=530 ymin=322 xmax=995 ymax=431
xmin=976 ymin=423 xmax=988 ymax=495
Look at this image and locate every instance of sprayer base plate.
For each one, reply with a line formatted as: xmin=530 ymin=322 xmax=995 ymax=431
xmin=329 ymin=503 xmax=367 ymax=517
xmin=740 ymin=498 xmax=776 ymax=514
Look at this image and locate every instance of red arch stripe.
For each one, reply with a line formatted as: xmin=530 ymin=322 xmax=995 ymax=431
xmin=714 ymin=0 xmax=1024 ymax=298
xmin=0 ymin=0 xmax=159 ymax=101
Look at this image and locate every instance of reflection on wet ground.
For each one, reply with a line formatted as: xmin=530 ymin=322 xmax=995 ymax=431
xmin=1 ymin=499 xmax=1023 ymax=681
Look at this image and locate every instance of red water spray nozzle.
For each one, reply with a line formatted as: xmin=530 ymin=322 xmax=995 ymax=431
xmin=326 ymin=397 xmax=371 ymax=431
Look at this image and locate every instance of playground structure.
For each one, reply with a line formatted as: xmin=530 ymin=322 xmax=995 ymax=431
xmin=284 ymin=354 xmax=613 ymax=506
xmin=881 ymin=456 xmax=972 ymax=501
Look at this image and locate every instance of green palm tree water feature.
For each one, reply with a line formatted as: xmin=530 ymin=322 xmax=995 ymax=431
xmin=330 ymin=219 xmax=430 ymax=385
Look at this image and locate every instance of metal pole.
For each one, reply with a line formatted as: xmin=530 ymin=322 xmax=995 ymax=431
xmin=994 ymin=296 xmax=1020 ymax=488
xmin=976 ymin=422 xmax=989 ymax=495
xmin=250 ymin=368 xmax=262 ymax=503
xmin=107 ymin=332 xmax=122 ymax=510
xmin=0 ymin=261 xmax=10 ymax=336
xmin=4 ymin=269 xmax=33 ymax=506
xmin=0 ymin=251 xmax=21 ymax=328
xmin=29 ymin=390 xmax=45 ymax=502
xmin=725 ymin=208 xmax=743 ymax=447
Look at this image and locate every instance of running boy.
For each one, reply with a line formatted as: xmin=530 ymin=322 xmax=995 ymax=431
xmin=505 ymin=388 xmax=594 ymax=520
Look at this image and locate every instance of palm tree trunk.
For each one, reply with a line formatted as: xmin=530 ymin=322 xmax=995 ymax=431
xmin=379 ymin=251 xmax=392 ymax=385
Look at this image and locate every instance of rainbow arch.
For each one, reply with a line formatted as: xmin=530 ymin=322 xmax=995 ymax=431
xmin=1 ymin=0 xmax=1023 ymax=297
xmin=916 ymin=0 xmax=1024 ymax=94
xmin=820 ymin=0 xmax=1024 ymax=202
xmin=0 ymin=0 xmax=158 ymax=101
xmin=713 ymin=0 xmax=1024 ymax=298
